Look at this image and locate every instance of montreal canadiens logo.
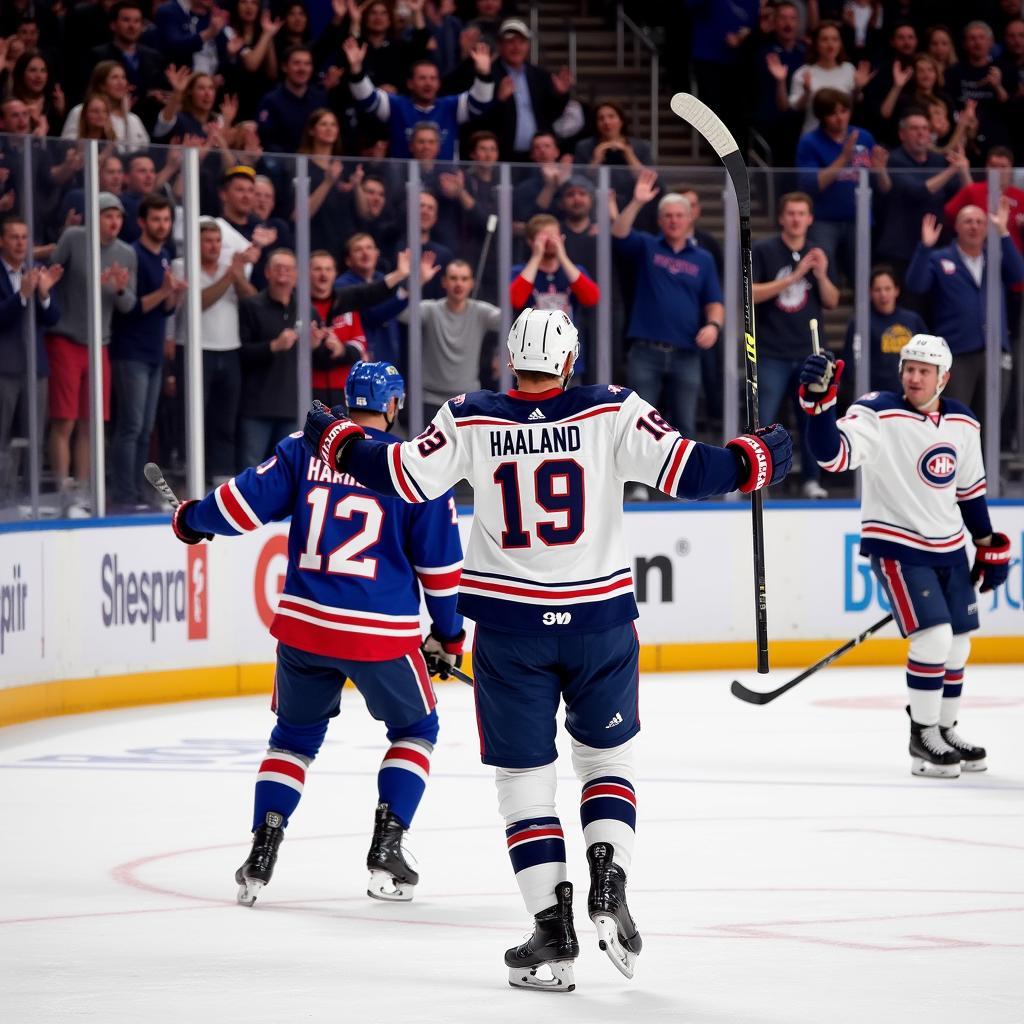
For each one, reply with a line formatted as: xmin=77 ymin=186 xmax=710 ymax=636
xmin=918 ymin=443 xmax=957 ymax=488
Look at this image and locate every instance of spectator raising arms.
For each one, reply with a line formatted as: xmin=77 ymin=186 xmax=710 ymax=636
xmin=344 ymin=35 xmax=493 ymax=160
xmin=904 ymin=205 xmax=1024 ymax=424
xmin=612 ymin=170 xmax=724 ymax=449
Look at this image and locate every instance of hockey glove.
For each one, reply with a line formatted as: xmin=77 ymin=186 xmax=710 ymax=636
xmin=798 ymin=353 xmax=845 ymax=414
xmin=171 ymin=499 xmax=212 ymax=545
xmin=727 ymin=423 xmax=793 ymax=493
xmin=421 ymin=628 xmax=466 ymax=680
xmin=304 ymin=399 xmax=366 ymax=470
xmin=971 ymin=532 xmax=1011 ymax=593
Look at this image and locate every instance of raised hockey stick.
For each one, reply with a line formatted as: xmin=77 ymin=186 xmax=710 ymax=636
xmin=144 ymin=461 xmax=181 ymax=509
xmin=470 ymin=213 xmax=498 ymax=301
xmin=730 ymin=612 xmax=894 ymax=705
xmin=810 ymin=317 xmax=821 ymax=355
xmin=669 ymin=92 xmax=770 ymax=673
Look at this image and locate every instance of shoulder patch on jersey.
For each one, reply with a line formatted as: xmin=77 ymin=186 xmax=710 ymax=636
xmin=853 ymin=390 xmax=903 ymax=412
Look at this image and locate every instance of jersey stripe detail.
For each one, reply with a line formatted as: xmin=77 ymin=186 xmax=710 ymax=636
xmin=943 ymin=414 xmax=980 ymax=429
xmin=405 ymin=651 xmax=437 ymax=714
xmin=820 ymin=433 xmax=850 ymax=473
xmin=862 ymin=520 xmax=965 ymax=551
xmin=460 ymin=566 xmax=632 ymax=588
xmin=956 ymin=478 xmax=987 ymax=500
xmin=581 ymin=782 xmax=637 ymax=807
xmin=879 ymin=558 xmax=919 ymax=634
xmin=415 ymin=561 xmax=463 ymax=597
xmin=215 ymin=479 xmax=263 ymax=532
xmin=454 ymin=403 xmax=621 ymax=429
xmin=381 ymin=739 xmax=432 ymax=782
xmin=459 ymin=573 xmax=634 ymax=604
xmin=660 ymin=437 xmax=693 ymax=494
xmin=390 ymin=444 xmax=421 ymax=503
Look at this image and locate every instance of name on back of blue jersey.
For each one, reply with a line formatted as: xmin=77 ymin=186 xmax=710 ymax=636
xmin=306 ymin=457 xmax=364 ymax=488
xmin=489 ymin=425 xmax=582 ymax=458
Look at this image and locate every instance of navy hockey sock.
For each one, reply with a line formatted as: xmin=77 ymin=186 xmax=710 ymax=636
xmin=251 ymin=718 xmax=327 ymax=831
xmin=580 ymin=776 xmax=637 ymax=873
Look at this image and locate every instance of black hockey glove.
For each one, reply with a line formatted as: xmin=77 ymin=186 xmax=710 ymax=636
xmin=421 ymin=628 xmax=466 ymax=680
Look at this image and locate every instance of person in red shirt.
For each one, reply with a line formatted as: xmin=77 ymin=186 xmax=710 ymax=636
xmin=944 ymin=147 xmax=1024 ymax=257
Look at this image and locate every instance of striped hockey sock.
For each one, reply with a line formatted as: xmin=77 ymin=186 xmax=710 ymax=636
xmin=252 ymin=749 xmax=308 ymax=831
xmin=940 ymin=667 xmax=964 ymax=728
xmin=906 ymin=659 xmax=945 ymax=726
xmin=505 ymin=817 xmax=567 ymax=915
xmin=377 ymin=739 xmax=432 ymax=829
xmin=580 ymin=776 xmax=637 ymax=873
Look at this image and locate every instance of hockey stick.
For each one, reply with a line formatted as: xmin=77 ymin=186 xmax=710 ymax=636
xmin=144 ymin=461 xmax=181 ymax=509
xmin=470 ymin=213 xmax=498 ymax=301
xmin=730 ymin=612 xmax=894 ymax=705
xmin=810 ymin=317 xmax=821 ymax=355
xmin=669 ymin=92 xmax=770 ymax=673
xmin=448 ymin=664 xmax=474 ymax=687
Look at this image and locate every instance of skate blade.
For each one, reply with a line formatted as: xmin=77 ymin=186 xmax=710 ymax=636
xmin=507 ymin=960 xmax=575 ymax=992
xmin=236 ymin=878 xmax=265 ymax=906
xmin=367 ymin=868 xmax=415 ymax=902
xmin=961 ymin=758 xmax=987 ymax=772
xmin=911 ymin=758 xmax=961 ymax=778
xmin=592 ymin=914 xmax=637 ymax=979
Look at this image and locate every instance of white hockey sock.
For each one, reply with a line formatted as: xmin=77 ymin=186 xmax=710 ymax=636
xmin=941 ymin=634 xmax=971 ymax=728
xmin=907 ymin=624 xmax=952 ymax=726
xmin=496 ymin=762 xmax=567 ymax=916
xmin=572 ymin=738 xmax=637 ymax=874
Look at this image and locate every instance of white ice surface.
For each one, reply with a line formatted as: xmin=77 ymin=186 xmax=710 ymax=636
xmin=2 ymin=667 xmax=1023 ymax=1023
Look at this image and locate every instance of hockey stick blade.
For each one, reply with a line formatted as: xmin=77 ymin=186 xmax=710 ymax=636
xmin=144 ymin=462 xmax=181 ymax=509
xmin=669 ymin=93 xmax=739 ymax=159
xmin=730 ymin=613 xmax=895 ymax=705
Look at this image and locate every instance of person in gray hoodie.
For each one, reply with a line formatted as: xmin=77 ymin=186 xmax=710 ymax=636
xmin=46 ymin=191 xmax=137 ymax=514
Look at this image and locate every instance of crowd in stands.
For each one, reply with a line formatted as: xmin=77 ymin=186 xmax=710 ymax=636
xmin=1 ymin=0 xmax=1024 ymax=511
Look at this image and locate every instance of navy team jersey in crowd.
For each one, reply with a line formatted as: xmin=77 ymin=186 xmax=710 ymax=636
xmin=344 ymin=384 xmax=743 ymax=635
xmin=185 ymin=429 xmax=463 ymax=660
xmin=805 ymin=390 xmax=992 ymax=567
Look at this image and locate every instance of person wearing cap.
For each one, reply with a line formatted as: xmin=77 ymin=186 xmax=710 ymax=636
xmin=217 ymin=165 xmax=292 ymax=291
xmin=480 ymin=17 xmax=573 ymax=162
xmin=46 ymin=191 xmax=138 ymax=515
xmin=342 ymin=34 xmax=493 ymax=161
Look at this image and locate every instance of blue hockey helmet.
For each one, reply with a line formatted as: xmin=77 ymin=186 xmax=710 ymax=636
xmin=344 ymin=361 xmax=406 ymax=414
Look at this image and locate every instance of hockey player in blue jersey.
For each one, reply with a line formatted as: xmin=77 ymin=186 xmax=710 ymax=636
xmin=800 ymin=335 xmax=1010 ymax=777
xmin=170 ymin=362 xmax=465 ymax=904
xmin=302 ymin=308 xmax=793 ymax=991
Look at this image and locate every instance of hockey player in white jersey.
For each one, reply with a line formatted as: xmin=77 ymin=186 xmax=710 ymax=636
xmin=800 ymin=335 xmax=1010 ymax=777
xmin=303 ymin=308 xmax=793 ymax=991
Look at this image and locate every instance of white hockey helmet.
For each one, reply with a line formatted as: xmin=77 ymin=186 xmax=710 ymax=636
xmin=507 ymin=307 xmax=580 ymax=379
xmin=899 ymin=334 xmax=953 ymax=376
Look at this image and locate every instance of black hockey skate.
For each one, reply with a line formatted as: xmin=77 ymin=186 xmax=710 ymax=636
xmin=366 ymin=802 xmax=418 ymax=902
xmin=940 ymin=722 xmax=987 ymax=772
xmin=505 ymin=881 xmax=579 ymax=992
xmin=586 ymin=842 xmax=642 ymax=979
xmin=908 ymin=709 xmax=961 ymax=778
xmin=235 ymin=811 xmax=285 ymax=906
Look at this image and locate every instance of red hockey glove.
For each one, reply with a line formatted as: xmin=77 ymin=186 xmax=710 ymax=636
xmin=971 ymin=532 xmax=1011 ymax=593
xmin=726 ymin=423 xmax=793 ymax=493
xmin=171 ymin=499 xmax=212 ymax=545
xmin=798 ymin=353 xmax=845 ymax=414
xmin=304 ymin=399 xmax=366 ymax=470
xmin=421 ymin=628 xmax=465 ymax=680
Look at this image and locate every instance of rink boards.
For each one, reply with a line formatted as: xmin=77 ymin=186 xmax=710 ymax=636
xmin=2 ymin=502 xmax=1024 ymax=725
